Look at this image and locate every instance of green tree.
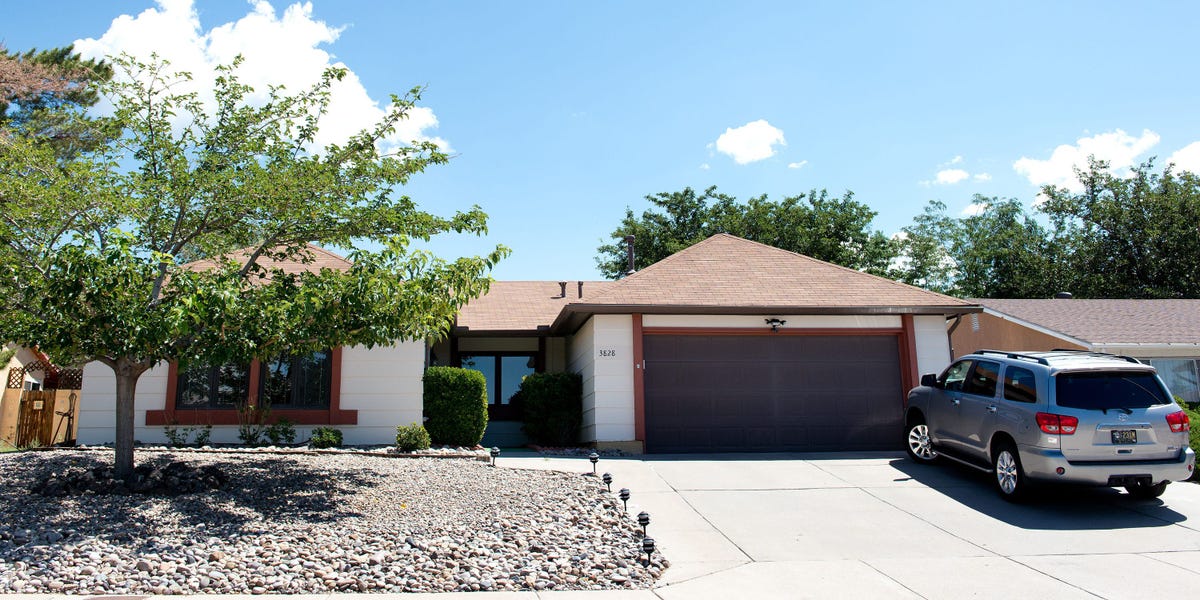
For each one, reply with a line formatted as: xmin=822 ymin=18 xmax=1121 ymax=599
xmin=0 ymin=45 xmax=114 ymax=158
xmin=0 ymin=55 xmax=506 ymax=479
xmin=891 ymin=200 xmax=958 ymax=294
xmin=596 ymin=185 xmax=896 ymax=278
xmin=1039 ymin=158 xmax=1200 ymax=298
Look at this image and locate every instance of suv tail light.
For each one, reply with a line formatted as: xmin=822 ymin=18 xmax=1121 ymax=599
xmin=1036 ymin=412 xmax=1079 ymax=435
xmin=1167 ymin=411 xmax=1191 ymax=433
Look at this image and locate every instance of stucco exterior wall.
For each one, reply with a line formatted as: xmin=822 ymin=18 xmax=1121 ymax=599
xmin=913 ymin=315 xmax=954 ymax=377
xmin=76 ymin=342 xmax=425 ymax=446
xmin=949 ymin=312 xmax=1085 ymax=359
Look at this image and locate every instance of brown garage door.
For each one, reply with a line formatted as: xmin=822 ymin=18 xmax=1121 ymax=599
xmin=644 ymin=334 xmax=903 ymax=453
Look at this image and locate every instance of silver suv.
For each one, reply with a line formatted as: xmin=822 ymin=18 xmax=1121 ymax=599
xmin=905 ymin=349 xmax=1196 ymax=501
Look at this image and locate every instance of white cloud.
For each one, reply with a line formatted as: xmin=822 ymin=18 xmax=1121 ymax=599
xmin=935 ymin=169 xmax=969 ymax=185
xmin=787 ymin=160 xmax=808 ymax=170
xmin=699 ymin=163 xmax=710 ymax=170
xmin=1168 ymin=142 xmax=1200 ymax=174
xmin=73 ymin=0 xmax=446 ymax=152
xmin=714 ymin=119 xmax=786 ymax=164
xmin=960 ymin=202 xmax=990 ymax=216
xmin=1012 ymin=129 xmax=1160 ymax=190
xmin=939 ymin=155 xmax=963 ymax=167
xmin=973 ymin=172 xmax=992 ymax=181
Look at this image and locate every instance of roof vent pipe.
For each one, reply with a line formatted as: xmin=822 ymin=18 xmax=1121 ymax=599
xmin=558 ymin=281 xmax=568 ymax=298
xmin=624 ymin=234 xmax=636 ymax=277
xmin=578 ymin=281 xmax=584 ymax=298
xmin=1054 ymin=292 xmax=1073 ymax=299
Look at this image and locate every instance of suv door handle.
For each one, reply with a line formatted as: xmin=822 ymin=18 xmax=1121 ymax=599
xmin=987 ymin=405 xmax=997 ymax=413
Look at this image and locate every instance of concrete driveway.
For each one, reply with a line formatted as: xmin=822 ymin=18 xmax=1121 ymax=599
xmin=507 ymin=452 xmax=1200 ymax=599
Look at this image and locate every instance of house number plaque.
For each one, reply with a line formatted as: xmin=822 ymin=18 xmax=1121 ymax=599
xmin=598 ymin=349 xmax=617 ymax=358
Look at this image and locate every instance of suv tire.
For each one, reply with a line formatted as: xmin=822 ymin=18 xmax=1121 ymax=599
xmin=905 ymin=418 xmax=939 ymax=464
xmin=992 ymin=442 xmax=1030 ymax=502
xmin=1125 ymin=481 xmax=1169 ymax=500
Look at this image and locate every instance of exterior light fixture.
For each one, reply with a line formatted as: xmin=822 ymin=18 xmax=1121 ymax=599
xmin=602 ymin=472 xmax=613 ymax=491
xmin=589 ymin=452 xmax=599 ymax=474
xmin=637 ymin=511 xmax=651 ymax=535
xmin=490 ymin=447 xmax=500 ymax=467
xmin=765 ymin=318 xmax=786 ymax=332
xmin=641 ymin=537 xmax=656 ymax=563
xmin=618 ymin=488 xmax=630 ymax=512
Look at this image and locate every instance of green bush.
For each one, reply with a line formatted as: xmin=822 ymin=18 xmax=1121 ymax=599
xmin=520 ymin=372 xmax=583 ymax=446
xmin=395 ymin=423 xmax=432 ymax=452
xmin=1186 ymin=405 xmax=1200 ymax=481
xmin=423 ymin=366 xmax=488 ymax=447
xmin=267 ymin=418 xmax=297 ymax=446
xmin=309 ymin=427 xmax=342 ymax=449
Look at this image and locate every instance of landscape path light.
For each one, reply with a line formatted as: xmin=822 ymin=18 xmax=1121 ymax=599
xmin=637 ymin=511 xmax=651 ymax=535
xmin=618 ymin=488 xmax=630 ymax=512
xmin=490 ymin=447 xmax=500 ymax=467
xmin=589 ymin=452 xmax=599 ymax=474
xmin=641 ymin=537 xmax=656 ymax=565
xmin=602 ymin=472 xmax=612 ymax=492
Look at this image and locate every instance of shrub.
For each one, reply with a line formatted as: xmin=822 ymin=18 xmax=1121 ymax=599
xmin=423 ymin=366 xmax=488 ymax=447
xmin=164 ymin=423 xmax=190 ymax=448
xmin=1186 ymin=405 xmax=1200 ymax=481
xmin=520 ymin=372 xmax=583 ymax=446
xmin=310 ymin=427 xmax=342 ymax=449
xmin=395 ymin=423 xmax=432 ymax=452
xmin=193 ymin=425 xmax=212 ymax=447
xmin=236 ymin=401 xmax=271 ymax=446
xmin=266 ymin=418 xmax=297 ymax=446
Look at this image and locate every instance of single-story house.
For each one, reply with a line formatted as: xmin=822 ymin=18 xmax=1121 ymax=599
xmin=79 ymin=234 xmax=978 ymax=452
xmin=950 ymin=298 xmax=1200 ymax=404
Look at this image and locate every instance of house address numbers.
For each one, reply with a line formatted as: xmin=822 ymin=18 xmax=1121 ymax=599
xmin=598 ymin=349 xmax=617 ymax=358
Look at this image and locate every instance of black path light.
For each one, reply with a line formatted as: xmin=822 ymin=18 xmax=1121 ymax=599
xmin=589 ymin=452 xmax=599 ymax=474
xmin=490 ymin=447 xmax=500 ymax=467
xmin=618 ymin=488 xmax=630 ymax=512
xmin=602 ymin=472 xmax=613 ymax=492
xmin=641 ymin=537 xmax=656 ymax=564
xmin=637 ymin=511 xmax=651 ymax=535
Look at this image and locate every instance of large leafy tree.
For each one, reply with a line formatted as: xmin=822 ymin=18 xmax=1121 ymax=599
xmin=1 ymin=45 xmax=114 ymax=157
xmin=596 ymin=185 xmax=895 ymax=278
xmin=1039 ymin=158 xmax=1200 ymax=298
xmin=0 ymin=55 xmax=506 ymax=478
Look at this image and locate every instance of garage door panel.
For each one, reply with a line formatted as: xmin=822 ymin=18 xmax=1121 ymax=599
xmin=645 ymin=334 xmax=903 ymax=453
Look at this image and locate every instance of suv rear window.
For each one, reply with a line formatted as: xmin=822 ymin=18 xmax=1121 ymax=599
xmin=1054 ymin=371 xmax=1172 ymax=410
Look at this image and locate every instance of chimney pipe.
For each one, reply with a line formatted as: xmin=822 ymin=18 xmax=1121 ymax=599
xmin=624 ymin=234 xmax=636 ymax=277
xmin=558 ymin=281 xmax=567 ymax=298
xmin=578 ymin=281 xmax=584 ymax=298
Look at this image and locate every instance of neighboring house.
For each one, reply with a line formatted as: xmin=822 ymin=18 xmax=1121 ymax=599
xmin=950 ymin=298 xmax=1200 ymax=404
xmin=80 ymin=234 xmax=978 ymax=451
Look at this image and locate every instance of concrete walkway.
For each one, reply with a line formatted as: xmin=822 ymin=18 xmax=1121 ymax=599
xmin=10 ymin=452 xmax=1200 ymax=598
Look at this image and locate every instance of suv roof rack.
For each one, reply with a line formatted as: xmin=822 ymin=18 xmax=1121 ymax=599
xmin=973 ymin=349 xmax=1051 ymax=366
xmin=1048 ymin=349 xmax=1143 ymax=364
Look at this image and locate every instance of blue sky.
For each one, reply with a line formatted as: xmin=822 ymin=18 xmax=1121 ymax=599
xmin=6 ymin=1 xmax=1200 ymax=280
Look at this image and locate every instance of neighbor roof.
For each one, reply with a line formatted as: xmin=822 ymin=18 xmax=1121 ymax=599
xmin=455 ymin=280 xmax=614 ymax=335
xmin=181 ymin=243 xmax=352 ymax=276
xmin=548 ymin=234 xmax=976 ymax=332
xmin=978 ymin=298 xmax=1200 ymax=345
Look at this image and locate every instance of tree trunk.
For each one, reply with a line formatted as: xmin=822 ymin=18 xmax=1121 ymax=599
xmin=112 ymin=361 xmax=144 ymax=482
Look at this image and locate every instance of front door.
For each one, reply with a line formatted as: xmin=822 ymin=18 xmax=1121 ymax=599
xmin=459 ymin=353 xmax=537 ymax=421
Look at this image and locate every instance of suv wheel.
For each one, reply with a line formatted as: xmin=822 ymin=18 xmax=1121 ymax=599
xmin=992 ymin=442 xmax=1030 ymax=502
xmin=1125 ymin=481 xmax=1169 ymax=500
xmin=905 ymin=419 xmax=938 ymax=463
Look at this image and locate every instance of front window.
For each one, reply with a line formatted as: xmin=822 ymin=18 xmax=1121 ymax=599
xmin=261 ymin=350 xmax=332 ymax=409
xmin=940 ymin=360 xmax=972 ymax=391
xmin=963 ymin=360 xmax=1000 ymax=398
xmin=177 ymin=363 xmax=250 ymax=409
xmin=460 ymin=353 xmax=536 ymax=405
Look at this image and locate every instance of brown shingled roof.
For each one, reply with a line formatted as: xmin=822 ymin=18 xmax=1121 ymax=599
xmin=978 ymin=298 xmax=1200 ymax=345
xmin=455 ymin=280 xmax=614 ymax=334
xmin=181 ymin=243 xmax=352 ymax=276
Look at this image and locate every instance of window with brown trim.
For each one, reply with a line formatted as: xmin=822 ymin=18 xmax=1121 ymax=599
xmin=176 ymin=363 xmax=251 ymax=409
xmin=260 ymin=350 xmax=332 ymax=409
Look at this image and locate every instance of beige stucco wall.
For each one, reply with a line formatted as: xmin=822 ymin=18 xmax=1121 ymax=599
xmin=568 ymin=315 xmax=636 ymax=443
xmin=914 ymin=315 xmax=954 ymax=377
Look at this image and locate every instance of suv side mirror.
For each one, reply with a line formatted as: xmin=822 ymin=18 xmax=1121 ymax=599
xmin=920 ymin=373 xmax=939 ymax=388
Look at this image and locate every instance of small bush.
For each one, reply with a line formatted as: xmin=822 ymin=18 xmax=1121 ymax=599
xmin=310 ymin=427 xmax=342 ymax=449
xmin=520 ymin=372 xmax=583 ymax=446
xmin=395 ymin=423 xmax=432 ymax=452
xmin=164 ymin=423 xmax=190 ymax=448
xmin=266 ymin=418 xmax=297 ymax=446
xmin=1186 ymin=405 xmax=1200 ymax=481
xmin=236 ymin=401 xmax=271 ymax=446
xmin=423 ymin=366 xmax=488 ymax=447
xmin=193 ymin=425 xmax=212 ymax=447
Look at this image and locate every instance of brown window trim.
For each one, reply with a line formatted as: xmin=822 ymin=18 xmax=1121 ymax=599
xmin=146 ymin=347 xmax=356 ymax=426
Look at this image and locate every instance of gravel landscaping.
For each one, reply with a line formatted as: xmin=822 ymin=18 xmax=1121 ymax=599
xmin=0 ymin=450 xmax=668 ymax=594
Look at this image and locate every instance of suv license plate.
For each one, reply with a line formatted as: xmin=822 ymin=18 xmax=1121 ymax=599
xmin=1111 ymin=430 xmax=1137 ymax=445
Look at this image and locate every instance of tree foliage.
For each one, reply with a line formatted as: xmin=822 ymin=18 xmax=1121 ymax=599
xmin=596 ymin=186 xmax=895 ymax=278
xmin=0 ymin=45 xmax=114 ymax=157
xmin=0 ymin=54 xmax=506 ymax=477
